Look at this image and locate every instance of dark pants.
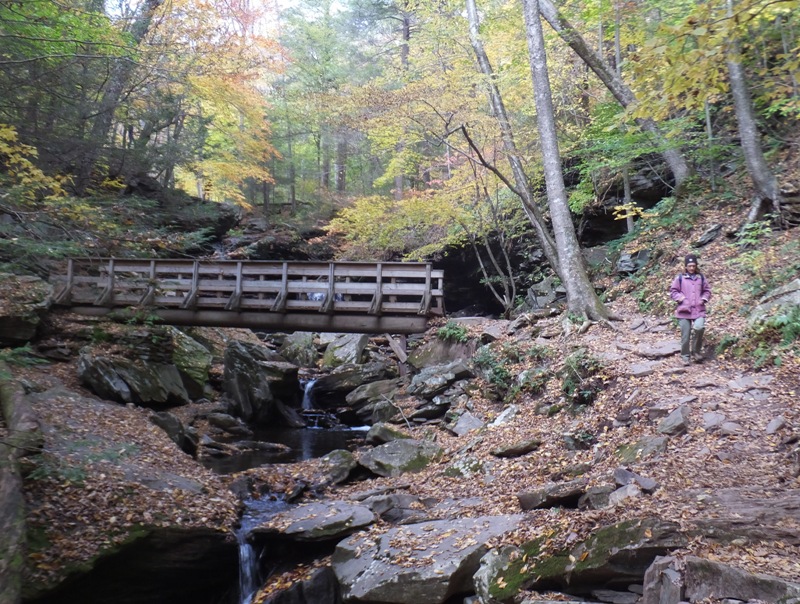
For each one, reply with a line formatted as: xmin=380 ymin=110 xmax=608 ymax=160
xmin=679 ymin=317 xmax=705 ymax=359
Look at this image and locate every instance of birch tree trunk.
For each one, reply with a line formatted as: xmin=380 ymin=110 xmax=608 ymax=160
xmin=537 ymin=0 xmax=693 ymax=194
xmin=522 ymin=0 xmax=609 ymax=320
xmin=465 ymin=0 xmax=562 ymax=278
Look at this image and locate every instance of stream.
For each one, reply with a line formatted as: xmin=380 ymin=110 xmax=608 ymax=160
xmin=201 ymin=380 xmax=369 ymax=474
xmin=218 ymin=380 xmax=366 ymax=604
xmin=236 ymin=497 xmax=290 ymax=604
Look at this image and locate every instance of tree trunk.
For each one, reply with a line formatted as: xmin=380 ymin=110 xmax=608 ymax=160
xmin=336 ymin=134 xmax=347 ymax=193
xmin=288 ymin=142 xmax=297 ymax=215
xmin=704 ymin=100 xmax=717 ymax=192
xmin=393 ymin=9 xmax=413 ymax=201
xmin=725 ymin=1 xmax=782 ymax=223
xmin=161 ymin=112 xmax=186 ymax=189
xmin=522 ymin=0 xmax=609 ymax=320
xmin=74 ymin=0 xmax=164 ymax=195
xmin=263 ymin=179 xmax=272 ymax=226
xmin=537 ymin=0 xmax=693 ymax=194
xmin=319 ymin=126 xmax=331 ymax=191
xmin=465 ymin=0 xmax=562 ymax=278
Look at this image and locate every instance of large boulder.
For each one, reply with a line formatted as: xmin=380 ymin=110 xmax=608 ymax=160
xmin=166 ymin=326 xmax=213 ymax=399
xmin=332 ymin=515 xmax=523 ymax=604
xmin=24 ymin=527 xmax=237 ymax=604
xmin=406 ymin=360 xmax=474 ymax=399
xmin=749 ymin=278 xmax=800 ymax=325
xmin=149 ymin=411 xmax=198 ymax=456
xmin=0 ymin=273 xmax=52 ymax=347
xmin=77 ymin=350 xmax=191 ymax=407
xmin=642 ymin=555 xmax=800 ymax=604
xmin=358 ymin=438 xmax=444 ymax=477
xmin=345 ymin=378 xmax=406 ymax=415
xmin=0 ymin=364 xmax=37 ymax=604
xmin=322 ymin=333 xmax=370 ymax=368
xmin=484 ymin=518 xmax=687 ymax=602
xmin=20 ymin=385 xmax=241 ymax=603
xmin=222 ymin=340 xmax=301 ymax=425
xmin=280 ymin=331 xmax=318 ymax=367
xmin=407 ymin=337 xmax=476 ymax=369
xmin=313 ymin=361 xmax=395 ymax=406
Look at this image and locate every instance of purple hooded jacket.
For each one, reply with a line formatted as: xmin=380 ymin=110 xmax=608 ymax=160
xmin=670 ymin=272 xmax=711 ymax=319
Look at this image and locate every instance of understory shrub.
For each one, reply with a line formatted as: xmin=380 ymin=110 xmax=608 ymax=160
xmin=559 ymin=348 xmax=605 ymax=405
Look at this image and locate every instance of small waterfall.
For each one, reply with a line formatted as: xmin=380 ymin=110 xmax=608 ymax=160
xmin=237 ymin=531 xmax=258 ymax=604
xmin=236 ymin=497 xmax=289 ymax=604
xmin=301 ymin=379 xmax=316 ymax=411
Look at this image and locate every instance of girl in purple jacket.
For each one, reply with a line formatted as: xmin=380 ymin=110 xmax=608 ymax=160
xmin=669 ymin=254 xmax=712 ymax=365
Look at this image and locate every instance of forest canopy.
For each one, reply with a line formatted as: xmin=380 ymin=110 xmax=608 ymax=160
xmin=0 ymin=0 xmax=798 ymax=314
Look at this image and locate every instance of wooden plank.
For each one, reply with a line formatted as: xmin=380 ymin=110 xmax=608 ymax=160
xmin=418 ymin=264 xmax=432 ymax=315
xmin=181 ymin=261 xmax=200 ymax=309
xmin=368 ymin=263 xmax=383 ymax=316
xmin=225 ymin=261 xmax=243 ymax=311
xmin=319 ymin=263 xmax=336 ymax=314
xmin=138 ymin=260 xmax=157 ymax=306
xmin=68 ymin=306 xmax=432 ymax=334
xmin=53 ymin=258 xmax=74 ymax=304
xmin=270 ymin=262 xmax=289 ymax=312
xmin=94 ymin=258 xmax=115 ymax=306
xmin=385 ymin=332 xmax=408 ymax=363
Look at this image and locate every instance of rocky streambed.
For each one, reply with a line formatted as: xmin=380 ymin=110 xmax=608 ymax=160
xmin=2 ymin=306 xmax=800 ymax=604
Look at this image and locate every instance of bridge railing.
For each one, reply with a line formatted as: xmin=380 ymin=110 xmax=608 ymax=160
xmin=52 ymin=258 xmax=445 ymax=318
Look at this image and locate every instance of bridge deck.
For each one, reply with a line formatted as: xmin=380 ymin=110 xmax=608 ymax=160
xmin=51 ymin=258 xmax=445 ymax=334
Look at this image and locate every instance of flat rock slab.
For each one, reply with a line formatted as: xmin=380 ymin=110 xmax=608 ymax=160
xmin=727 ymin=374 xmax=775 ymax=390
xmin=333 ymin=514 xmax=523 ymax=604
xmin=628 ymin=362 xmax=659 ymax=378
xmin=616 ymin=340 xmax=681 ymax=358
xmin=252 ymin=501 xmax=375 ymax=541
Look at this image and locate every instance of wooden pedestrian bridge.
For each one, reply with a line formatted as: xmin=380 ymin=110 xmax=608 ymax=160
xmin=51 ymin=258 xmax=445 ymax=334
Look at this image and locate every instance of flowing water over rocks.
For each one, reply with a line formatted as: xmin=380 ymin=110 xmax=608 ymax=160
xmin=237 ymin=497 xmax=291 ymax=604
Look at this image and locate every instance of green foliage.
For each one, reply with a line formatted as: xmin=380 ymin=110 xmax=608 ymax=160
xmin=736 ymin=218 xmax=773 ymax=248
xmin=437 ymin=320 xmax=469 ymax=344
xmin=559 ymin=348 xmax=604 ymax=405
xmin=639 ymin=197 xmax=700 ymax=234
xmin=728 ymin=219 xmax=800 ymax=297
xmin=527 ymin=343 xmax=551 ymax=363
xmin=768 ymin=306 xmax=800 ymax=346
xmin=0 ymin=344 xmax=48 ymax=367
xmin=565 ymin=103 xmax=662 ymax=216
xmin=719 ymin=305 xmax=800 ymax=368
xmin=473 ymin=345 xmax=512 ymax=392
xmin=507 ymin=367 xmax=551 ymax=402
xmin=473 ymin=340 xmax=555 ymax=403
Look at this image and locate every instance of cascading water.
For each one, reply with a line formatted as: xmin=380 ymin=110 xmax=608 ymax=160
xmin=301 ymin=379 xmax=316 ymax=411
xmin=237 ymin=530 xmax=258 ymax=604
xmin=236 ymin=497 xmax=289 ymax=604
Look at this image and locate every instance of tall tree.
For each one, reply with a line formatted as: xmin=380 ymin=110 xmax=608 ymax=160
xmin=724 ymin=0 xmax=784 ymax=223
xmin=537 ymin=0 xmax=693 ymax=193
xmin=522 ymin=0 xmax=610 ymax=320
xmin=74 ymin=0 xmax=164 ymax=195
xmin=464 ymin=0 xmax=561 ymax=277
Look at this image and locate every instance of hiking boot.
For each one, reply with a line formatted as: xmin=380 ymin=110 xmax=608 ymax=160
xmin=692 ymin=354 xmax=704 ymax=364
xmin=681 ymin=356 xmax=691 ymax=366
